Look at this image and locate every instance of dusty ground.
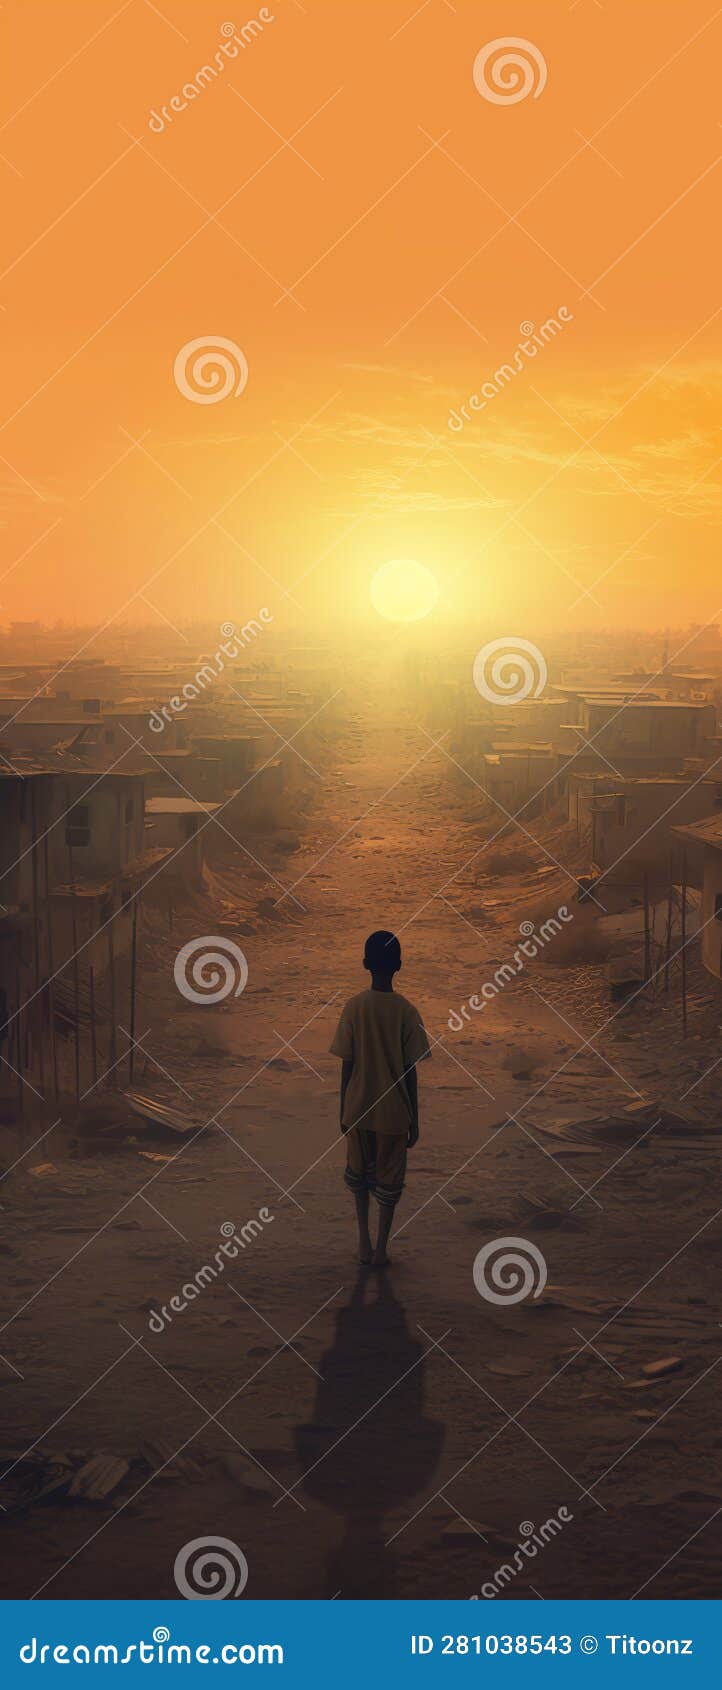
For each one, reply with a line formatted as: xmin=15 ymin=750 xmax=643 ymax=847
xmin=2 ymin=695 xmax=722 ymax=1601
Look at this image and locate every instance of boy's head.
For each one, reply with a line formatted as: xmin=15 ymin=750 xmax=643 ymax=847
xmin=363 ymin=929 xmax=401 ymax=978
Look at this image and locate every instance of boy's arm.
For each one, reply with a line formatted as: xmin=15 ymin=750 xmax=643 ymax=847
xmin=406 ymin=1063 xmax=419 ymax=1147
xmin=339 ymin=1058 xmax=353 ymax=1131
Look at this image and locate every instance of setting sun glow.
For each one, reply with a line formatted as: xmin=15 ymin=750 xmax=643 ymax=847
xmin=370 ymin=559 xmax=440 ymax=623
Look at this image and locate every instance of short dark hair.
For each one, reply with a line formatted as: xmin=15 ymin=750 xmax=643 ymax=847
xmin=363 ymin=929 xmax=401 ymax=972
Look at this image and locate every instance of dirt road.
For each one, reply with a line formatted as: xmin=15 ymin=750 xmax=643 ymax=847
xmin=2 ymin=699 xmax=722 ymax=1600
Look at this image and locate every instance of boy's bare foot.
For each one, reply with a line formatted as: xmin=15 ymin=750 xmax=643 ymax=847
xmin=359 ymin=1237 xmax=373 ymax=1265
xmin=372 ymin=1250 xmax=391 ymax=1268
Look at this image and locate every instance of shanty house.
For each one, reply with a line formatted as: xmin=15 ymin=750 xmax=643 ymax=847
xmin=575 ymin=699 xmax=716 ymax=767
xmin=570 ymin=773 xmax=722 ymax=885
xmin=144 ymin=796 xmax=219 ymax=887
xmin=673 ymin=813 xmax=722 ymax=980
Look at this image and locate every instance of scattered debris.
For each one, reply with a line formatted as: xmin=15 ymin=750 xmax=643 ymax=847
xmin=0 ymin=1454 xmax=74 ymax=1512
xmin=0 ymin=1450 xmax=130 ymax=1513
xmin=67 ymin=1455 xmax=130 ymax=1502
xmin=533 ymin=1098 xmax=715 ymax=1150
xmin=123 ymin=1091 xmax=201 ymax=1139
xmin=642 ymin=1356 xmax=684 ymax=1379
xmin=138 ymin=1436 xmax=202 ymax=1481
xmin=486 ymin=1357 xmax=534 ymax=1378
xmin=73 ymin=1097 xmax=139 ymax=1143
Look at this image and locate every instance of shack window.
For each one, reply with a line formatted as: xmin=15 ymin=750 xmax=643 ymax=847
xmin=104 ymin=730 xmax=114 ymax=744
xmin=66 ymin=804 xmax=90 ymax=848
xmin=715 ymin=893 xmax=722 ymax=923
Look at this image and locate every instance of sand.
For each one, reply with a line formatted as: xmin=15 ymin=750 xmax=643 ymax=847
xmin=2 ymin=697 xmax=722 ymax=1600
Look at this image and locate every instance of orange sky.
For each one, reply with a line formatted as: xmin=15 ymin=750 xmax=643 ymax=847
xmin=0 ymin=0 xmax=720 ymax=642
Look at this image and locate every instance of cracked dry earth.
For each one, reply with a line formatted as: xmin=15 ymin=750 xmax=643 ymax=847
xmin=2 ymin=696 xmax=722 ymax=1599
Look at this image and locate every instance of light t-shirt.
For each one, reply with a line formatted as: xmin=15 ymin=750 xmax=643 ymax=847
xmin=330 ymin=989 xmax=431 ymax=1135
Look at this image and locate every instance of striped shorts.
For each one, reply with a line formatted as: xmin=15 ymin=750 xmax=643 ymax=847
xmin=344 ymin=1127 xmax=407 ymax=1209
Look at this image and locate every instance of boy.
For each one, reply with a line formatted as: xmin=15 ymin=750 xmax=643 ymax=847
xmin=330 ymin=930 xmax=430 ymax=1267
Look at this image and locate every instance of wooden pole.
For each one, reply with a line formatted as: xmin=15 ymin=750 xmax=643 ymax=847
xmin=30 ymin=786 xmax=45 ymax=1096
xmin=43 ymin=832 xmax=59 ymax=1102
xmin=67 ymin=845 xmax=81 ymax=1104
xmin=108 ymin=916 xmax=118 ymax=1085
xmin=681 ymin=847 xmax=688 ymax=1038
xmin=664 ymin=854 xmax=673 ymax=993
xmin=128 ymin=897 xmax=138 ymax=1084
xmin=89 ymin=965 xmax=98 ymax=1088
xmin=14 ymin=965 xmax=23 ymax=1121
xmin=643 ymin=872 xmax=651 ymax=985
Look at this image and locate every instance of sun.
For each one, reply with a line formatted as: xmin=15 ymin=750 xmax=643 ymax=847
xmin=370 ymin=558 xmax=440 ymax=622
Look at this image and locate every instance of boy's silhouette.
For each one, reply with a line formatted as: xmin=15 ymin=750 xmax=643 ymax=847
xmin=330 ymin=930 xmax=430 ymax=1266
xmin=295 ymin=1268 xmax=445 ymax=1595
